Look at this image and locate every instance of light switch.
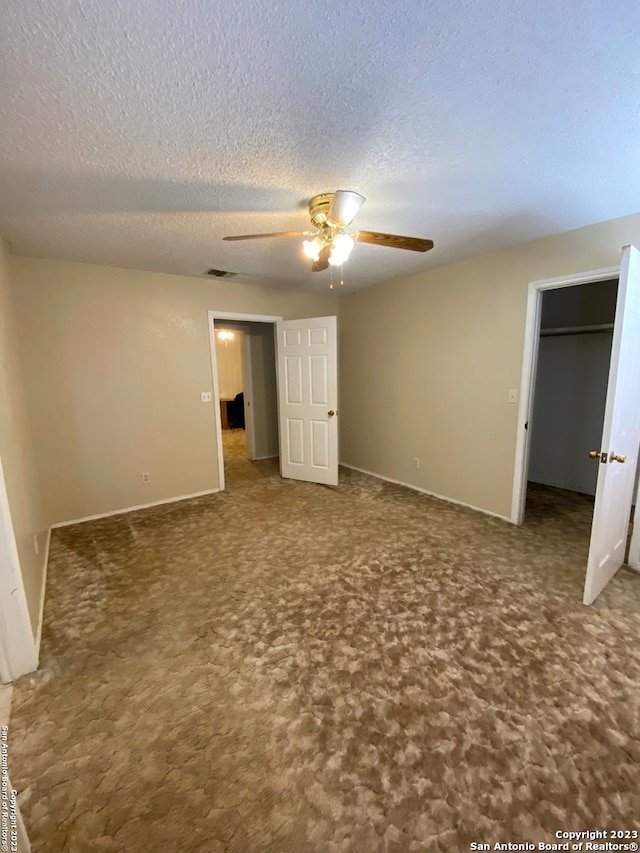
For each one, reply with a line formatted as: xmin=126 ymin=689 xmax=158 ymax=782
xmin=201 ymin=392 xmax=213 ymax=403
xmin=508 ymin=389 xmax=518 ymax=404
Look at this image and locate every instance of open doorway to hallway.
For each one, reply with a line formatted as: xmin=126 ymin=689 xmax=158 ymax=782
xmin=209 ymin=310 xmax=340 ymax=490
xmin=212 ymin=318 xmax=279 ymax=489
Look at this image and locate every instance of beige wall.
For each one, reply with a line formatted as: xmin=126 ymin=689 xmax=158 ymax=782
xmin=10 ymin=256 xmax=336 ymax=524
xmin=339 ymin=212 xmax=640 ymax=520
xmin=0 ymin=243 xmax=47 ymax=634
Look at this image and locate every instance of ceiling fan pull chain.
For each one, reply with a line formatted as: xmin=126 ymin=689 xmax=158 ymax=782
xmin=329 ymin=265 xmax=334 ymax=290
xmin=340 ymin=265 xmax=345 ymax=287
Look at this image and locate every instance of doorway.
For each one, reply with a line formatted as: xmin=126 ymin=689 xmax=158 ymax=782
xmin=512 ymin=256 xmax=640 ymax=603
xmin=209 ymin=313 xmax=280 ymax=490
xmin=524 ymin=277 xmax=618 ymax=521
xmin=208 ymin=311 xmax=340 ymax=491
xmin=513 ymin=267 xmax=619 ymax=523
xmin=214 ymin=323 xmax=250 ymax=485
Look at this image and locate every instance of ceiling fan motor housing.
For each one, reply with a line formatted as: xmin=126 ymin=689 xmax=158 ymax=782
xmin=308 ymin=193 xmax=335 ymax=227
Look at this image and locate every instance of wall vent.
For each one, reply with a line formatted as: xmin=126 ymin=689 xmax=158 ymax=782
xmin=206 ymin=268 xmax=236 ymax=278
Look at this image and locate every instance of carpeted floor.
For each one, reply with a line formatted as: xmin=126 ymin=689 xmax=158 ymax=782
xmin=9 ymin=431 xmax=640 ymax=851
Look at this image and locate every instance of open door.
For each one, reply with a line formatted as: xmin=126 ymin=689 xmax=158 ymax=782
xmin=276 ymin=316 xmax=338 ymax=486
xmin=583 ymin=245 xmax=640 ymax=604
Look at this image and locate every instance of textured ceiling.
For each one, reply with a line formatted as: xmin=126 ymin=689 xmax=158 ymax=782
xmin=1 ymin=0 xmax=639 ymax=293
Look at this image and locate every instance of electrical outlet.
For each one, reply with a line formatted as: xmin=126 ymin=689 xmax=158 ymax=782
xmin=201 ymin=391 xmax=213 ymax=403
xmin=141 ymin=472 xmax=150 ymax=484
xmin=33 ymin=534 xmax=39 ymax=555
xmin=413 ymin=457 xmax=420 ymax=469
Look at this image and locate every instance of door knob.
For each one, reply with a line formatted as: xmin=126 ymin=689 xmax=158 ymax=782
xmin=327 ymin=410 xmax=335 ymax=417
xmin=588 ymin=450 xmax=602 ymax=459
xmin=609 ymin=452 xmax=626 ymax=463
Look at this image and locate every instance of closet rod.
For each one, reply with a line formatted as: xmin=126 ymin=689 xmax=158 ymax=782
xmin=540 ymin=323 xmax=614 ymax=338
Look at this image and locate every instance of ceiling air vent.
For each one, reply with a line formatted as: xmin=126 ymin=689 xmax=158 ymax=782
xmin=206 ymin=268 xmax=236 ymax=278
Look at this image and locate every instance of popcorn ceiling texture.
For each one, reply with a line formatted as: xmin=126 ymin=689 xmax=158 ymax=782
xmin=9 ymin=431 xmax=640 ymax=851
xmin=1 ymin=1 xmax=640 ymax=291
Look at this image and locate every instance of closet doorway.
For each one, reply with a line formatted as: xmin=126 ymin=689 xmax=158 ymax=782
xmin=512 ymin=252 xmax=640 ymax=604
xmin=526 ymin=277 xmax=618 ymax=505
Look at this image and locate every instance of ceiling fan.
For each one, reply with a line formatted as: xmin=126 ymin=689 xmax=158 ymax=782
xmin=223 ymin=191 xmax=434 ymax=281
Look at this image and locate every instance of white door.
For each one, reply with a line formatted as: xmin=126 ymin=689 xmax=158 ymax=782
xmin=276 ymin=316 xmax=338 ymax=485
xmin=583 ymin=245 xmax=640 ymax=605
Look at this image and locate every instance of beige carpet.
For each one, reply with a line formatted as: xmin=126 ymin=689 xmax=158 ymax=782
xmin=9 ymin=434 xmax=640 ymax=851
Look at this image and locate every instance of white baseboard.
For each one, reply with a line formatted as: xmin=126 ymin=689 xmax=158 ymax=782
xmin=34 ymin=527 xmax=51 ymax=657
xmin=341 ymin=463 xmax=512 ymax=523
xmin=51 ymin=488 xmax=221 ymax=529
xmin=252 ymin=454 xmax=279 ymax=461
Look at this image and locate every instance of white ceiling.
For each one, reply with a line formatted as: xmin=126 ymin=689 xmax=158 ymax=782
xmin=1 ymin=0 xmax=639 ymax=293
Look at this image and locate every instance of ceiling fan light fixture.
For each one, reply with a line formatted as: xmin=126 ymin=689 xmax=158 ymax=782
xmin=303 ymin=236 xmax=324 ymax=261
xmin=328 ymin=232 xmax=354 ymax=266
xmin=327 ymin=191 xmax=366 ymax=227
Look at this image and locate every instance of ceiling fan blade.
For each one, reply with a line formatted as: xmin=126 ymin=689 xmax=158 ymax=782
xmin=356 ymin=231 xmax=434 ymax=252
xmin=326 ymin=191 xmax=366 ymax=228
xmin=223 ymin=231 xmax=307 ymax=241
xmin=311 ymin=245 xmax=330 ymax=272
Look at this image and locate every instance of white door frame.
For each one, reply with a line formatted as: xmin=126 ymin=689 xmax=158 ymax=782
xmin=207 ymin=311 xmax=282 ymax=491
xmin=510 ymin=265 xmax=620 ymax=525
xmin=0 ymin=457 xmax=38 ymax=681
